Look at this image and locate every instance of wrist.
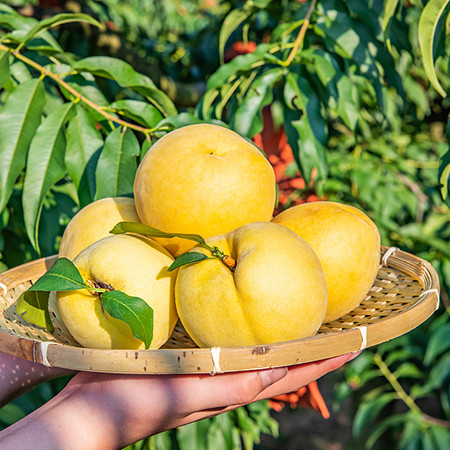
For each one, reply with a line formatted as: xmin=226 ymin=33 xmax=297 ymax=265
xmin=0 ymin=376 xmax=116 ymax=450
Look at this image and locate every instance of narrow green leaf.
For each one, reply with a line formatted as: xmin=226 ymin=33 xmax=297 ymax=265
xmin=315 ymin=10 xmax=385 ymax=106
xmin=418 ymin=0 xmax=450 ymax=97
xmin=424 ymin=425 xmax=450 ymax=450
xmin=140 ymin=138 xmax=153 ymax=160
xmin=101 ymin=290 xmax=153 ymax=349
xmin=94 ymin=128 xmax=139 ymax=200
xmin=302 ymin=48 xmax=338 ymax=88
xmin=108 ymin=100 xmax=163 ymax=128
xmin=0 ymin=79 xmax=45 ymax=214
xmin=110 ymin=221 xmax=207 ymax=246
xmin=424 ymin=323 xmax=450 ymax=365
xmin=29 ymin=257 xmax=89 ymax=292
xmin=206 ymin=44 xmax=274 ymax=91
xmin=422 ymin=354 xmax=450 ymax=392
xmin=17 ymin=13 xmax=103 ymax=52
xmin=23 ymin=102 xmax=74 ymax=252
xmin=0 ymin=49 xmax=10 ymax=88
xmin=284 ymin=73 xmax=328 ymax=182
xmin=219 ymin=8 xmax=252 ymax=64
xmin=353 ymin=392 xmax=398 ymax=438
xmin=336 ymin=75 xmax=359 ymax=131
xmin=233 ymin=68 xmax=282 ymax=138
xmin=398 ymin=413 xmax=424 ymax=450
xmin=16 ymin=290 xmax=53 ymax=332
xmin=382 ymin=0 xmax=401 ymax=52
xmin=73 ymin=57 xmax=177 ymax=116
xmin=439 ymin=121 xmax=450 ymax=204
xmin=303 ymin=49 xmax=359 ymax=131
xmin=365 ymin=412 xmax=410 ymax=449
xmin=62 ymin=73 xmax=109 ymax=122
xmin=393 ymin=362 xmax=423 ymax=380
xmin=156 ymin=112 xmax=208 ymax=130
xmin=169 ymin=252 xmax=211 ymax=271
xmin=0 ymin=5 xmax=36 ymax=32
xmin=65 ymin=104 xmax=103 ymax=205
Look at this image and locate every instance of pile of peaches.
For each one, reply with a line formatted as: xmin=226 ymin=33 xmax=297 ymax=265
xmin=56 ymin=124 xmax=380 ymax=350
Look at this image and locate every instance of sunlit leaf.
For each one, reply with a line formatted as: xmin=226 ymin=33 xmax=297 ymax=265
xmin=206 ymin=44 xmax=274 ymax=91
xmin=29 ymin=258 xmax=88 ymax=292
xmin=219 ymin=8 xmax=252 ymax=64
xmin=73 ymin=57 xmax=177 ymax=116
xmin=438 ymin=122 xmax=450 ymax=204
xmin=382 ymin=0 xmax=401 ymax=52
xmin=65 ymin=104 xmax=103 ymax=206
xmin=110 ymin=221 xmax=207 ymax=246
xmin=108 ymin=99 xmax=163 ymax=128
xmin=418 ymin=0 xmax=450 ymax=97
xmin=284 ymin=73 xmax=328 ymax=182
xmin=16 ymin=13 xmax=102 ymax=55
xmin=23 ymin=102 xmax=74 ymax=252
xmin=169 ymin=252 xmax=211 ymax=271
xmin=0 ymin=49 xmax=10 ymax=88
xmin=94 ymin=127 xmax=139 ymax=200
xmin=16 ymin=290 xmax=53 ymax=332
xmin=0 ymin=79 xmax=45 ymax=213
xmin=233 ymin=68 xmax=282 ymax=137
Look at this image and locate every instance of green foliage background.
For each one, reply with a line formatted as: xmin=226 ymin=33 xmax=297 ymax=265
xmin=0 ymin=0 xmax=449 ymax=448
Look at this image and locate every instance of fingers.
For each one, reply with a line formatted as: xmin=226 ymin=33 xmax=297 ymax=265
xmin=157 ymin=352 xmax=359 ymax=431
xmin=252 ymin=352 xmax=356 ymax=402
xmin=60 ymin=352 xmax=358 ymax=447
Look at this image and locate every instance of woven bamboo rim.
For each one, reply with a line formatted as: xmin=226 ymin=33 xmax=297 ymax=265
xmin=0 ymin=246 xmax=440 ymax=374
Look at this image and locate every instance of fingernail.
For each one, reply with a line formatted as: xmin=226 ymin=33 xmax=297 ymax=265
xmin=259 ymin=367 xmax=288 ymax=388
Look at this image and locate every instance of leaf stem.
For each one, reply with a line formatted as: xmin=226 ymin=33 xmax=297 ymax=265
xmin=284 ymin=0 xmax=317 ymax=66
xmin=373 ymin=352 xmax=422 ymax=414
xmin=0 ymin=42 xmax=157 ymax=136
xmin=374 ymin=352 xmax=450 ymax=429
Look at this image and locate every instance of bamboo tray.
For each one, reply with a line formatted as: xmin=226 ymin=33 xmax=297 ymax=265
xmin=0 ymin=246 xmax=440 ymax=375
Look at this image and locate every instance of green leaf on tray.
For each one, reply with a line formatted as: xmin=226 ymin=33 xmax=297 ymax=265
xmin=110 ymin=221 xmax=208 ymax=246
xmin=169 ymin=252 xmax=211 ymax=272
xmin=101 ymin=290 xmax=153 ymax=349
xmin=29 ymin=258 xmax=89 ymax=292
xmin=16 ymin=290 xmax=54 ymax=332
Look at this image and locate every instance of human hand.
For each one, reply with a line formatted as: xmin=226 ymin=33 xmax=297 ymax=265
xmin=0 ymin=352 xmax=359 ymax=450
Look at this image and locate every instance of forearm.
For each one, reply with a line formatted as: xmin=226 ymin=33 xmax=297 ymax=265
xmin=0 ymin=353 xmax=356 ymax=450
xmin=0 ymin=382 xmax=116 ymax=450
xmin=0 ymin=352 xmax=73 ymax=407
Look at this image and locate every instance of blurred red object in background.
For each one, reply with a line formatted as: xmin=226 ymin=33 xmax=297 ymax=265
xmin=268 ymin=381 xmax=330 ymax=419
